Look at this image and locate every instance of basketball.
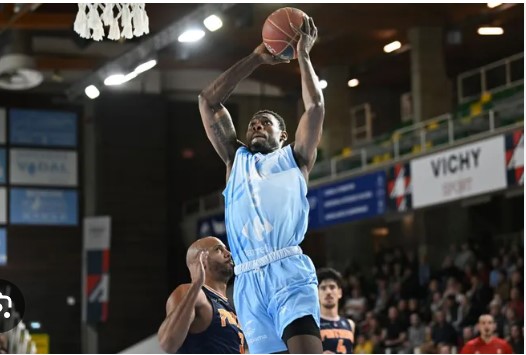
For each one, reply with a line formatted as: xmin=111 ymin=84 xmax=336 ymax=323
xmin=262 ymin=7 xmax=307 ymax=60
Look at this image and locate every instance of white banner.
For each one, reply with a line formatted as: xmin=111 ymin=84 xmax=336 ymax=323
xmin=83 ymin=216 xmax=111 ymax=250
xmin=10 ymin=149 xmax=77 ymax=186
xmin=411 ymin=135 xmax=506 ymax=208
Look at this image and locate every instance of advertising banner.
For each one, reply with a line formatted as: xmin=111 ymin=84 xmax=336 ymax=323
xmin=308 ymin=171 xmax=386 ymax=229
xmin=10 ymin=109 xmax=77 ymax=147
xmin=10 ymin=149 xmax=77 ymax=187
xmin=10 ymin=188 xmax=78 ymax=225
xmin=411 ymin=135 xmax=506 ymax=208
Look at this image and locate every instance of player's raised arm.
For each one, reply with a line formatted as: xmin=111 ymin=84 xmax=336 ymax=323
xmin=293 ymin=16 xmax=325 ymax=175
xmin=198 ymin=44 xmax=288 ymax=170
xmin=157 ymin=251 xmax=208 ymax=353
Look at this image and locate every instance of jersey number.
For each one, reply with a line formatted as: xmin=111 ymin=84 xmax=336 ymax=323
xmin=336 ymin=339 xmax=347 ymax=354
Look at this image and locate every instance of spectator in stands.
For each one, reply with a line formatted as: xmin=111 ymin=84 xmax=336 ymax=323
xmin=408 ymin=313 xmax=426 ymax=350
xmin=507 ymin=323 xmax=523 ymax=354
xmin=489 ymin=257 xmax=501 ymax=289
xmin=354 ymin=334 xmax=373 ymax=354
xmin=454 ymin=294 xmax=478 ymax=331
xmin=476 ymin=260 xmax=490 ymax=286
xmin=397 ymin=299 xmax=411 ymax=329
xmin=460 ymin=326 xmax=474 ymax=349
xmin=438 ymin=343 xmax=452 ymax=354
xmin=466 ymin=275 xmax=492 ymax=315
xmin=495 ymin=270 xmax=511 ymax=302
xmin=344 ymin=287 xmax=367 ymax=322
xmin=502 ymin=308 xmax=519 ymax=339
xmin=489 ymin=299 xmax=506 ymax=337
xmin=443 ymin=294 xmax=459 ymax=324
xmin=455 ymin=242 xmax=475 ymax=270
xmin=506 ymin=287 xmax=524 ymax=321
xmin=418 ymin=254 xmax=431 ymax=288
xmin=431 ymin=310 xmax=457 ymax=347
xmin=382 ymin=306 xmax=407 ymax=353
xmin=510 ymin=270 xmax=523 ymax=291
xmin=430 ymin=291 xmax=444 ymax=315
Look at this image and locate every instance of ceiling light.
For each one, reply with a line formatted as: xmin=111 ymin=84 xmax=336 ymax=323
xmin=319 ymin=80 xmax=327 ymax=89
xmin=487 ymin=2 xmax=502 ymax=8
xmin=384 ymin=41 xmax=402 ymax=53
xmin=348 ymin=79 xmax=359 ymax=88
xmin=84 ymin=85 xmax=100 ymax=99
xmin=29 ymin=322 xmax=41 ymax=330
xmin=123 ymin=72 xmax=137 ymax=83
xmin=134 ymin=59 xmax=157 ymax=74
xmin=477 ymin=27 xmax=504 ymax=35
xmin=204 ymin=15 xmax=223 ymax=32
xmin=104 ymin=74 xmax=126 ymax=86
xmin=178 ymin=29 xmax=205 ymax=43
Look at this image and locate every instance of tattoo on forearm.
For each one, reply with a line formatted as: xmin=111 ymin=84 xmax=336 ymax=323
xmin=210 ymin=115 xmax=235 ymax=145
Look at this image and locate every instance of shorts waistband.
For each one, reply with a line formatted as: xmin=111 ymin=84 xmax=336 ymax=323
xmin=234 ymin=246 xmax=303 ymax=275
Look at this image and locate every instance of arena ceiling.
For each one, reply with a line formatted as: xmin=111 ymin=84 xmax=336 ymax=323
xmin=0 ymin=3 xmax=523 ymax=96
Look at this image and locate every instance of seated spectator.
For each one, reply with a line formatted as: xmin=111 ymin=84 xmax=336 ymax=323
xmin=344 ymin=287 xmax=367 ymax=322
xmin=507 ymin=323 xmax=523 ymax=354
xmin=431 ymin=310 xmax=458 ymax=346
xmin=506 ymin=287 xmax=524 ymax=321
xmin=382 ymin=306 xmax=407 ymax=353
xmin=489 ymin=257 xmax=501 ymax=289
xmin=408 ymin=313 xmax=426 ymax=350
xmin=489 ymin=299 xmax=506 ymax=337
xmin=354 ymin=334 xmax=373 ymax=354
xmin=460 ymin=326 xmax=474 ymax=349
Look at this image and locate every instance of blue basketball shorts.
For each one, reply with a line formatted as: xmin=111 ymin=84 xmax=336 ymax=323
xmin=233 ymin=253 xmax=320 ymax=354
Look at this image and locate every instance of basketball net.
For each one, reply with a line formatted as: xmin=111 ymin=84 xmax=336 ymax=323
xmin=73 ymin=3 xmax=149 ymax=41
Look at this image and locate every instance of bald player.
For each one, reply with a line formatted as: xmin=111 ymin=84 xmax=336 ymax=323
xmin=460 ymin=314 xmax=513 ymax=354
xmin=158 ymin=237 xmax=245 ymax=353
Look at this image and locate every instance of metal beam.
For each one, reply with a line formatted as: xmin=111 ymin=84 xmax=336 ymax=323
xmin=66 ymin=3 xmax=237 ymax=99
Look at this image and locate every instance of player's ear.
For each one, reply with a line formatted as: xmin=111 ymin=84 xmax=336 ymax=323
xmin=280 ymin=131 xmax=288 ymax=142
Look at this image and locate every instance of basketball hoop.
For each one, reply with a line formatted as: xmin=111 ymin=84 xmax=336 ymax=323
xmin=73 ymin=3 xmax=149 ymax=41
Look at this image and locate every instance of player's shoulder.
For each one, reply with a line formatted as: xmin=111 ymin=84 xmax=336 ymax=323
xmin=168 ymin=284 xmax=206 ymax=306
xmin=346 ymin=317 xmax=355 ymax=330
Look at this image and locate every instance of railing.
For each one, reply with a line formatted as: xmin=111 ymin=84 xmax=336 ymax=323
xmin=310 ymin=103 xmax=522 ymax=182
xmin=183 ymin=92 xmax=523 ymax=217
xmin=457 ymin=52 xmax=523 ymax=104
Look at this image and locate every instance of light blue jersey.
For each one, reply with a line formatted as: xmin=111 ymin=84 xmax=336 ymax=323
xmin=223 ymin=144 xmax=309 ymax=265
xmin=223 ymin=144 xmax=320 ymax=354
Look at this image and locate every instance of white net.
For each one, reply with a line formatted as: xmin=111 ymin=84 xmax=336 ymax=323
xmin=73 ymin=3 xmax=149 ymax=41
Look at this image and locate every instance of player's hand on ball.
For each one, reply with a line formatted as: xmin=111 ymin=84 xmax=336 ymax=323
xmin=296 ymin=16 xmax=317 ymax=56
xmin=190 ymin=250 xmax=207 ymax=288
xmin=253 ymin=43 xmax=290 ymax=65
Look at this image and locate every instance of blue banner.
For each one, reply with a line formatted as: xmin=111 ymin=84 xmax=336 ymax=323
xmin=10 ymin=188 xmax=78 ymax=226
xmin=197 ymin=213 xmax=228 ymax=246
xmin=0 ymin=149 xmax=6 ymax=184
xmin=0 ymin=229 xmax=5 ymax=265
xmin=307 ymin=171 xmax=387 ymax=229
xmin=10 ymin=109 xmax=77 ymax=147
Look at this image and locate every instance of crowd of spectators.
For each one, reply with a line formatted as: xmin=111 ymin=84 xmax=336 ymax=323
xmin=340 ymin=239 xmax=523 ymax=354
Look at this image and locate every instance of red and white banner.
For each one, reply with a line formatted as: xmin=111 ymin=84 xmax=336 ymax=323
xmin=82 ymin=216 xmax=111 ymax=323
xmin=411 ymin=135 xmax=507 ymax=208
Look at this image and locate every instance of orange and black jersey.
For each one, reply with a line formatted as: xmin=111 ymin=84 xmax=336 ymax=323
xmin=320 ymin=316 xmax=354 ymax=354
xmin=178 ymin=286 xmax=245 ymax=354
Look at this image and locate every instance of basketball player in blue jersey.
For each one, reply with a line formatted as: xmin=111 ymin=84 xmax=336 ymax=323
xmin=198 ymin=15 xmax=323 ymax=354
xmin=317 ymin=268 xmax=355 ymax=354
xmin=157 ymin=237 xmax=245 ymax=353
